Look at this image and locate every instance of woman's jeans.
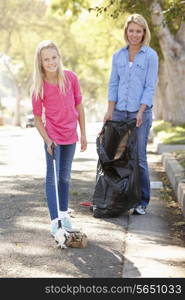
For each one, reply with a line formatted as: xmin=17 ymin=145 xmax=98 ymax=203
xmin=112 ymin=109 xmax=152 ymax=207
xmin=44 ymin=143 xmax=76 ymax=220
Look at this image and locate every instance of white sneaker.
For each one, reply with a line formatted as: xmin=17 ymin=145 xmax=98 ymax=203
xmin=54 ymin=228 xmax=69 ymax=249
xmin=134 ymin=205 xmax=146 ymax=215
xmin=67 ymin=208 xmax=74 ymax=214
xmin=61 ymin=215 xmax=80 ymax=232
xmin=50 ymin=219 xmax=59 ymax=237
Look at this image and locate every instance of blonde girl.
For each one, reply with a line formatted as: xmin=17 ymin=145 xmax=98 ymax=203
xmin=32 ymin=40 xmax=87 ymax=236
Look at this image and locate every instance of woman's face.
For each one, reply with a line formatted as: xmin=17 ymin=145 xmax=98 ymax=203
xmin=41 ymin=47 xmax=59 ymax=74
xmin=126 ymin=22 xmax=144 ymax=46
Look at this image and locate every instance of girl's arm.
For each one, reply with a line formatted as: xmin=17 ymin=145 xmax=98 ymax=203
xmin=76 ymin=103 xmax=87 ymax=152
xmin=34 ymin=115 xmax=53 ymax=155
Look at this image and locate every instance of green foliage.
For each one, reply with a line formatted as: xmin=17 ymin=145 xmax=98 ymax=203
xmin=51 ymin=0 xmax=90 ymax=18
xmin=49 ymin=0 xmax=185 ymax=60
xmin=2 ymin=0 xmax=184 ymax=122
xmin=0 ymin=0 xmax=50 ymax=97
xmin=152 ymin=120 xmax=173 ymax=134
xmin=0 ymin=0 xmax=84 ymax=98
xmin=162 ymin=0 xmax=185 ymax=32
xmin=152 ymin=120 xmax=185 ymax=144
xmin=90 ymin=0 xmax=185 ymax=26
xmin=66 ymin=12 xmax=124 ymax=119
xmin=90 ymin=0 xmax=161 ymax=57
xmin=0 ymin=0 xmax=126 ymax=121
xmin=89 ymin=0 xmax=185 ymax=59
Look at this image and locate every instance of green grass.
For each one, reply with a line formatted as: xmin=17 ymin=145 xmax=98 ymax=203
xmin=152 ymin=120 xmax=185 ymax=169
xmin=172 ymin=150 xmax=185 ymax=169
xmin=152 ymin=120 xmax=185 ymax=144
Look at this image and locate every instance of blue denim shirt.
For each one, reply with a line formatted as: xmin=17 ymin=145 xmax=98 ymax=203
xmin=108 ymin=45 xmax=158 ymax=112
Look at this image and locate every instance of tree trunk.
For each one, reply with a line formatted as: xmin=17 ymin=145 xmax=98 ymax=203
xmin=151 ymin=1 xmax=185 ymax=125
xmin=3 ymin=61 xmax=22 ymax=126
xmin=13 ymin=85 xmax=21 ymax=126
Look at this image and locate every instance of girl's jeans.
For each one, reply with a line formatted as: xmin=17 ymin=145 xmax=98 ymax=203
xmin=112 ymin=109 xmax=152 ymax=207
xmin=44 ymin=143 xmax=76 ymax=220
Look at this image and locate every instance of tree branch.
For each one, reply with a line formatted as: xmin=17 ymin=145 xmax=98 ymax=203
xmin=176 ymin=22 xmax=185 ymax=48
xmin=151 ymin=1 xmax=183 ymax=58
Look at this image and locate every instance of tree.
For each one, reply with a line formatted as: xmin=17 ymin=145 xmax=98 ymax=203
xmin=50 ymin=0 xmax=125 ymax=120
xmin=0 ymin=0 xmax=49 ymax=125
xmin=90 ymin=0 xmax=185 ymax=125
xmin=0 ymin=0 xmax=78 ymax=125
xmin=51 ymin=0 xmax=90 ymax=17
xmin=52 ymin=0 xmax=185 ymax=125
xmin=151 ymin=1 xmax=185 ymax=125
xmin=1 ymin=0 xmax=120 ymax=124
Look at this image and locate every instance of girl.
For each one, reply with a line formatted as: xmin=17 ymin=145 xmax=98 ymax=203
xmin=31 ymin=40 xmax=87 ymax=236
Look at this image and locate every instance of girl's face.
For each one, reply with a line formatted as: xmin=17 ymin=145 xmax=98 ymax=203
xmin=41 ymin=47 xmax=59 ymax=75
xmin=126 ymin=22 xmax=144 ymax=46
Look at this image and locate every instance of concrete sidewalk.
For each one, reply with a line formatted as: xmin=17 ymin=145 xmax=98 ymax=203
xmin=73 ymin=124 xmax=185 ymax=278
xmin=123 ymin=142 xmax=185 ymax=277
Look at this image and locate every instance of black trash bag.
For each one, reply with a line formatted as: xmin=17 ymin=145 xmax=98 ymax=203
xmin=92 ymin=119 xmax=141 ymax=218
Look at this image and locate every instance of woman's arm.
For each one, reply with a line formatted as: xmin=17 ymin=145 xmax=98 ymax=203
xmin=136 ymin=104 xmax=147 ymax=127
xmin=137 ymin=50 xmax=158 ymax=127
xmin=76 ymin=103 xmax=87 ymax=152
xmin=104 ymin=101 xmax=115 ymax=122
xmin=140 ymin=50 xmax=159 ymax=107
xmin=104 ymin=54 xmax=119 ymax=122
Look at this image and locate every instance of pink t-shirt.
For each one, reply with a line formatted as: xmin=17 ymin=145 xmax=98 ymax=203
xmin=32 ymin=70 xmax=82 ymax=145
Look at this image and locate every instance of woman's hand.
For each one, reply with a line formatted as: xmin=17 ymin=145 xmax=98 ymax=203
xmin=136 ymin=104 xmax=147 ymax=127
xmin=103 ymin=101 xmax=115 ymax=123
xmin=136 ymin=111 xmax=144 ymax=127
xmin=103 ymin=111 xmax=112 ymax=123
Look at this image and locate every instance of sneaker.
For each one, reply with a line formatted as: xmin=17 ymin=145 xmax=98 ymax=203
xmin=50 ymin=219 xmax=59 ymax=237
xmin=54 ymin=228 xmax=68 ymax=248
xmin=61 ymin=215 xmax=80 ymax=232
xmin=133 ymin=205 xmax=146 ymax=215
xmin=67 ymin=208 xmax=73 ymax=214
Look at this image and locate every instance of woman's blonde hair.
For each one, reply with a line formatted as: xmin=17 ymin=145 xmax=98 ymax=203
xmin=123 ymin=14 xmax=151 ymax=46
xmin=31 ymin=40 xmax=66 ymax=99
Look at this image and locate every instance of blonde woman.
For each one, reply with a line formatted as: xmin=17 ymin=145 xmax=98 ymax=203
xmin=104 ymin=14 xmax=158 ymax=215
xmin=31 ymin=40 xmax=87 ymax=236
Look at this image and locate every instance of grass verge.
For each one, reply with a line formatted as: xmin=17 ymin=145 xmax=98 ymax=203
xmin=152 ymin=120 xmax=185 ymax=169
xmin=152 ymin=120 xmax=185 ymax=144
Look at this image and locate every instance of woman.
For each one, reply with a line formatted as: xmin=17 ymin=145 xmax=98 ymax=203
xmin=31 ymin=40 xmax=87 ymax=237
xmin=104 ymin=14 xmax=158 ymax=215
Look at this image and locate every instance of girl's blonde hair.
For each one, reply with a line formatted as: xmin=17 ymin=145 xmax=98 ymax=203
xmin=31 ymin=40 xmax=66 ymax=99
xmin=123 ymin=14 xmax=151 ymax=46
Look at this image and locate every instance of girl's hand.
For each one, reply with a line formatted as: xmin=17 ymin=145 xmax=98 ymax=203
xmin=80 ymin=135 xmax=87 ymax=152
xmin=47 ymin=140 xmax=55 ymax=155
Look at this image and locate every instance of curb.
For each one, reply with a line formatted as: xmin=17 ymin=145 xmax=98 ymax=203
xmin=151 ymin=130 xmax=185 ymax=217
xmin=161 ymin=153 xmax=185 ymax=218
xmin=152 ymin=133 xmax=185 ymax=218
xmin=155 ymin=143 xmax=185 ymax=155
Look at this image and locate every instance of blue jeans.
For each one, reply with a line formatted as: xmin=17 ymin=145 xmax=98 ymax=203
xmin=44 ymin=143 xmax=76 ymax=220
xmin=112 ymin=109 xmax=152 ymax=207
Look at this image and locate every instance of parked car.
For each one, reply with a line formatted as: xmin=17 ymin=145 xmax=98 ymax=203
xmin=26 ymin=114 xmax=34 ymax=128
